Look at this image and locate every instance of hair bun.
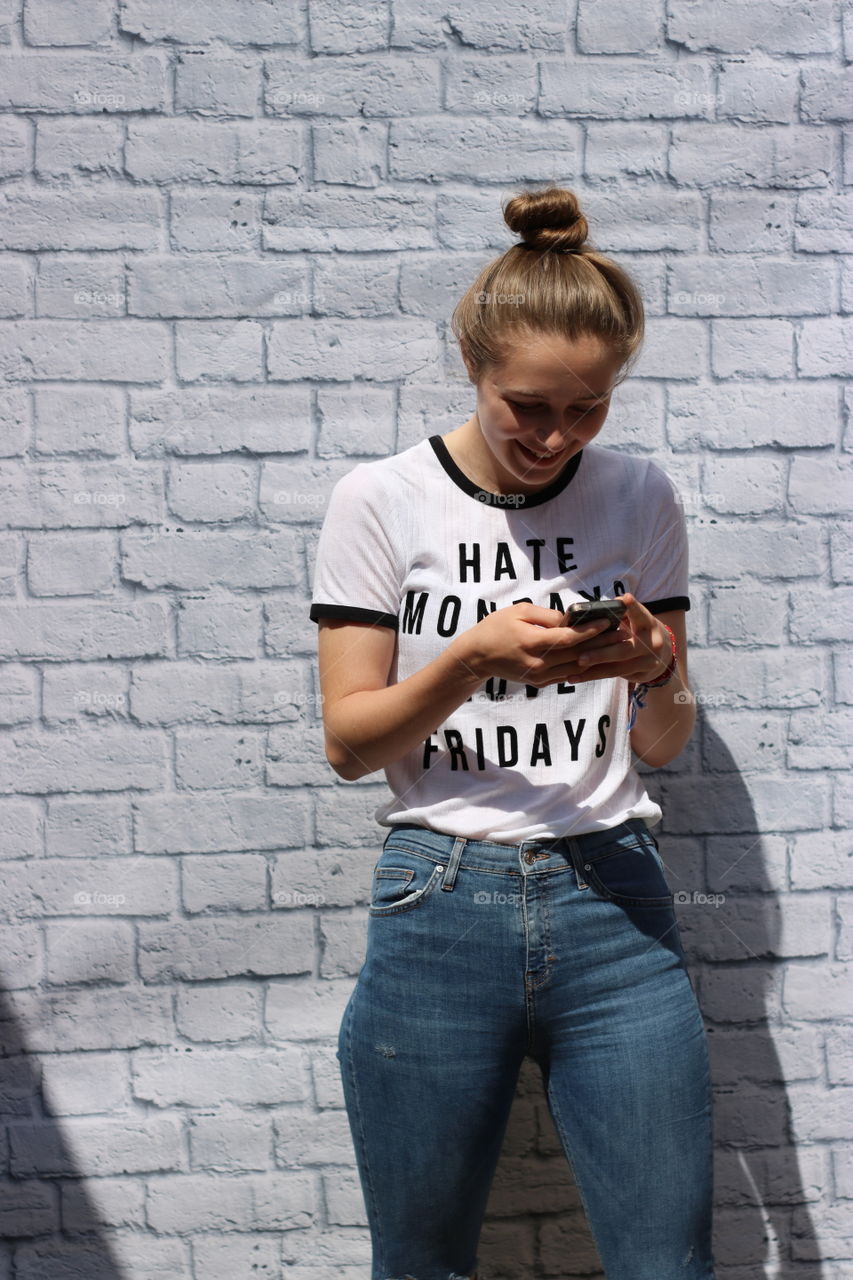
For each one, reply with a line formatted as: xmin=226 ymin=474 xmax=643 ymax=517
xmin=503 ymin=184 xmax=590 ymax=254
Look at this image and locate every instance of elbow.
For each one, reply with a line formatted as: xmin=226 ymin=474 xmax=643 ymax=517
xmin=324 ymin=734 xmax=367 ymax=782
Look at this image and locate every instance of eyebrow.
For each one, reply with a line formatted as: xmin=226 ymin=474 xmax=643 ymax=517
xmin=502 ymin=387 xmax=608 ymax=401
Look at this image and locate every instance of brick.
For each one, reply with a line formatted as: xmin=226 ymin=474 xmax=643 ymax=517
xmin=0 ymin=459 xmax=162 ymax=526
xmin=795 ymin=192 xmax=853 ymax=252
xmin=34 ymin=387 xmax=123 ymax=454
xmin=131 ymin=658 xmax=305 ymax=724
xmin=265 ymin=54 xmax=440 ymax=116
xmin=23 ymin=0 xmax=114 ymax=44
xmin=137 ymin=914 xmax=313 ymax=980
xmin=691 ymin=523 xmax=823 ymax=579
xmin=129 ymin=386 xmax=311 ymax=454
xmin=175 ymin=600 xmax=260 ymax=661
xmin=710 ymin=319 xmax=794 ymax=378
xmin=180 ymin=852 xmax=267 ymax=912
xmin=35 ymin=254 xmax=124 ymax=318
xmin=168 ymin=461 xmax=255 ymax=521
xmin=0 ymin=254 xmax=29 ymax=319
xmin=791 ymin=830 xmax=853 ymax=890
xmin=44 ymin=920 xmax=135 ymax=984
xmin=175 ymin=982 xmax=261 ymax=1042
xmin=0 ymin=729 xmax=165 ymax=793
xmin=0 ymin=602 xmax=167 ymax=660
xmin=0 ymin=800 xmax=41 ymax=859
xmin=35 ymin=117 xmax=124 ymax=178
xmin=667 ymin=0 xmax=837 ymax=54
xmin=583 ymin=122 xmax=669 ymax=182
xmin=4 ymin=987 xmax=173 ymax=1051
xmin=788 ymin=456 xmax=853 ymax=516
xmin=174 ymin=725 xmax=264 ymax=782
xmin=122 ymin=528 xmax=300 ymax=590
xmin=670 ymin=123 xmax=833 ymax=188
xmin=540 ymin=58 xmax=713 ymax=118
xmin=44 ymin=530 xmax=111 ymax=591
xmin=189 ymin=1112 xmax=271 ymax=1171
xmin=0 ymin=115 xmax=30 ymax=179
xmin=41 ymin=660 xmax=128 ymax=720
xmin=709 ymin=191 xmax=795 ymax=252
xmin=9 ymin=1118 xmax=185 ymax=1177
xmin=0 ymin=53 xmax=167 ymax=111
xmin=717 ymin=56 xmax=799 ymax=121
xmin=128 ymin=254 xmax=307 ymax=317
xmin=118 ymin=0 xmax=301 ymax=44
xmin=132 ymin=1046 xmax=305 ymax=1105
xmin=669 ymin=255 xmax=832 ymax=316
xmin=798 ymin=318 xmax=853 ymax=376
xmin=133 ymin=791 xmax=310 ymax=853
xmin=0 ymin=320 xmax=169 ymax=381
xmin=39 ymin=1050 xmax=128 ymax=1114
xmin=309 ymin=0 xmax=388 ymax=53
xmin=175 ymin=49 xmax=260 ymax=116
xmin=668 ymin=382 xmax=838 ymax=449
xmin=0 ymin=181 xmax=162 ymax=250
xmin=174 ymin=319 xmax=263 ymax=381
xmin=126 ymin=119 xmax=300 ymax=184
xmin=0 ymin=661 xmax=38 ymax=724
xmin=44 ymin=801 xmax=129 ymax=858
xmin=268 ymin=318 xmax=440 ymax=381
xmin=390 ymin=0 xmax=567 ymax=52
xmin=801 ymin=64 xmax=853 ymax=122
xmin=312 ymin=119 xmax=387 ymax=186
xmin=169 ymin=185 xmax=261 ymax=252
xmin=389 ymin=118 xmax=581 ymax=182
xmin=264 ymin=187 xmax=435 ymax=252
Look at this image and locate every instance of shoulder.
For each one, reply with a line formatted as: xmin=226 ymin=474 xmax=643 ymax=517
xmin=328 ymin=437 xmax=432 ymax=504
xmin=581 ymin=444 xmax=680 ymax=506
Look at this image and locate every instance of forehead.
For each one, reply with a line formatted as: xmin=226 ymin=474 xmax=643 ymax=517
xmin=492 ymin=332 xmax=622 ymax=395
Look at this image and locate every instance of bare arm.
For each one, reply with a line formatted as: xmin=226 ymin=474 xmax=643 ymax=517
xmin=317 ymin=605 xmax=612 ymax=782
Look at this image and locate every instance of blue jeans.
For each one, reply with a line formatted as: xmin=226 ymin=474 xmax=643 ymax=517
xmin=338 ymin=817 xmax=715 ymax=1280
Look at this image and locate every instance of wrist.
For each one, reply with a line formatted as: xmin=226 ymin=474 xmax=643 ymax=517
xmin=642 ymin=621 xmax=677 ymax=688
xmin=448 ymin=632 xmax=488 ymax=687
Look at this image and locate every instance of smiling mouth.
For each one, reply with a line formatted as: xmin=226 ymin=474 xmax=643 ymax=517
xmin=517 ymin=440 xmax=564 ymax=463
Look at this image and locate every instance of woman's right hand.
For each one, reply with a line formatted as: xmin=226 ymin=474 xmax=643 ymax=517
xmin=451 ymin=601 xmax=614 ymax=688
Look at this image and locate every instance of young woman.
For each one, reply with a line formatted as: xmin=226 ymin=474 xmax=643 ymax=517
xmin=309 ymin=185 xmax=715 ymax=1280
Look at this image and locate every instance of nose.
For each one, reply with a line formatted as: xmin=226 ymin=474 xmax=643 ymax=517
xmin=536 ymin=427 xmax=569 ymax=451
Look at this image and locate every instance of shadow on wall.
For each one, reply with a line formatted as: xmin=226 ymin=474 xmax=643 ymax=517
xmin=475 ymin=714 xmax=827 ymax=1280
xmin=0 ymin=988 xmax=125 ymax=1278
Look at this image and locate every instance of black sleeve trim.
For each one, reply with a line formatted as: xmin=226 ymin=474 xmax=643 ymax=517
xmin=643 ymin=596 xmax=690 ymax=615
xmin=309 ymin=603 xmax=399 ymax=631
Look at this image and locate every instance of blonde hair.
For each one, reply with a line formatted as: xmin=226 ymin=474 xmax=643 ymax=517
xmin=450 ymin=184 xmax=645 ymax=388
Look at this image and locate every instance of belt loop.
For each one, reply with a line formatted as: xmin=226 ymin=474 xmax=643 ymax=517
xmin=440 ymin=835 xmax=466 ymax=892
xmin=565 ymin=834 xmax=589 ymax=890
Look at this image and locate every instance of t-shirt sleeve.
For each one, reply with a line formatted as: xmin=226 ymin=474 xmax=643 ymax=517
xmin=308 ymin=463 xmax=402 ymax=631
xmin=635 ymin=460 xmax=691 ymax=615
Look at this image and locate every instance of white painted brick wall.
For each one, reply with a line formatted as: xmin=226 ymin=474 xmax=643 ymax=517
xmin=0 ymin=0 xmax=849 ymax=1276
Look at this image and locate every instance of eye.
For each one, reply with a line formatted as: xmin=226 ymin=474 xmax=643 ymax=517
xmin=507 ymin=400 xmax=544 ymax=412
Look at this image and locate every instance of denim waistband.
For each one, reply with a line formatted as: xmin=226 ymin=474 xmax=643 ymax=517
xmin=382 ymin=817 xmax=653 ymax=872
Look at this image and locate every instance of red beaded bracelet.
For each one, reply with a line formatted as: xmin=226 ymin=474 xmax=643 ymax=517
xmin=643 ymin=621 xmax=677 ymax=688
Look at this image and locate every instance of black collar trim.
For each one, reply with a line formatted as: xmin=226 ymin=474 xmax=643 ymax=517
xmin=428 ymin=435 xmax=583 ymax=509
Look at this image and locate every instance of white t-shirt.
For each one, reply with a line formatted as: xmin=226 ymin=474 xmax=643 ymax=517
xmin=309 ymin=434 xmax=690 ymax=845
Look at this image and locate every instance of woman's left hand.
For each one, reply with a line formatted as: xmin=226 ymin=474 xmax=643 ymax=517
xmin=565 ymin=593 xmax=673 ymax=685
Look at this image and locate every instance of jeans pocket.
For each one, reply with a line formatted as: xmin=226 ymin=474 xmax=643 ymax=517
xmin=368 ymin=848 xmax=445 ymax=917
xmin=580 ymin=834 xmax=673 ymax=908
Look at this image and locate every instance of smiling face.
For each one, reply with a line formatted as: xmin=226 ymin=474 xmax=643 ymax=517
xmin=460 ymin=330 xmax=626 ymax=494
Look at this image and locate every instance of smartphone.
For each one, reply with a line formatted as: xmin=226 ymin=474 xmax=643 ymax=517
xmin=562 ymin=598 xmax=626 ymax=632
